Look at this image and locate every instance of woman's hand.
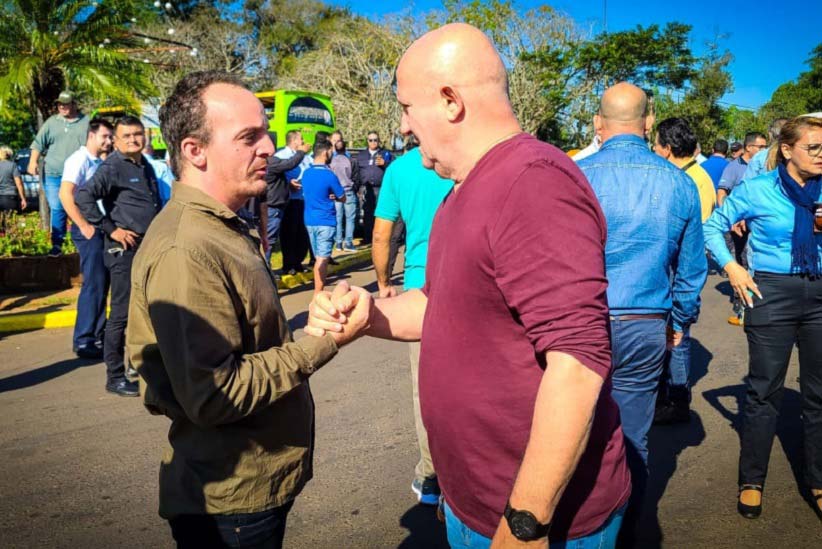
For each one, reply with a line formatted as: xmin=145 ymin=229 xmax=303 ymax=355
xmin=725 ymin=261 xmax=762 ymax=308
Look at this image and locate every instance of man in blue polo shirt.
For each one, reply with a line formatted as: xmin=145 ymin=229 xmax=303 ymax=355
xmin=701 ymin=139 xmax=729 ymax=190
xmin=373 ymin=140 xmax=453 ymax=506
xmin=302 ymin=139 xmax=345 ymax=293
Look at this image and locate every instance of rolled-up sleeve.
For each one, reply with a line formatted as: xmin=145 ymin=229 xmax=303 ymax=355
xmin=144 ymin=247 xmax=337 ymax=427
xmin=489 ymin=160 xmax=612 ymax=379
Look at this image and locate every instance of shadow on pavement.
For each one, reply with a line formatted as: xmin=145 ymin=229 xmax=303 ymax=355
xmin=640 ymin=412 xmax=707 ymax=547
xmin=714 ymin=280 xmax=733 ymax=298
xmin=398 ymin=504 xmax=448 ymax=548
xmin=0 ymin=357 xmax=100 ymax=393
xmin=635 ymin=337 xmax=712 ymax=547
xmin=702 ymin=383 xmax=806 ymax=498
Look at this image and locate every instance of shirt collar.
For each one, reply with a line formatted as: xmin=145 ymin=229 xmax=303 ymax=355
xmin=170 ymin=182 xmax=239 ymax=221
xmin=599 ymin=134 xmax=649 ymax=151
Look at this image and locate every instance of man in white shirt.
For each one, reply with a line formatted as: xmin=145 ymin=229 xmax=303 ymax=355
xmin=59 ymin=118 xmax=114 ymax=359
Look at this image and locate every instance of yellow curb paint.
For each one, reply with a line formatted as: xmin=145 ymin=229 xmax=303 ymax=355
xmin=1 ymin=251 xmax=372 ymax=333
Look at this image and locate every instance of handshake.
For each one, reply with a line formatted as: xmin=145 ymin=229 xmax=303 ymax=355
xmin=306 ymin=281 xmax=373 ymax=346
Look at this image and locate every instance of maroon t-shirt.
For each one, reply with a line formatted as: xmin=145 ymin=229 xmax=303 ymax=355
xmin=420 ymin=134 xmax=630 ymax=541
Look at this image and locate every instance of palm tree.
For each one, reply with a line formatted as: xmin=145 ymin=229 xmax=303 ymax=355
xmin=0 ymin=0 xmax=159 ymax=125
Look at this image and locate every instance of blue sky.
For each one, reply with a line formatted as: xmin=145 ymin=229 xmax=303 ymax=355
xmin=327 ymin=0 xmax=822 ymax=111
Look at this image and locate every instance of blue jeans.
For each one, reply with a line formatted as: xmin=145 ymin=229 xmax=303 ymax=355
xmin=71 ymin=224 xmax=109 ymax=350
xmin=334 ymin=190 xmax=358 ymax=247
xmin=43 ymin=174 xmax=67 ymax=248
xmin=609 ymin=317 xmax=666 ymax=543
xmin=306 ymin=225 xmax=335 ymax=258
xmin=265 ymin=205 xmax=285 ymax=265
xmin=663 ymin=325 xmax=691 ymax=402
xmin=169 ymin=500 xmax=293 ymax=549
xmin=443 ymin=501 xmax=625 ymax=549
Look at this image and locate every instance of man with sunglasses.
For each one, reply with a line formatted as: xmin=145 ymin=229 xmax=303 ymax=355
xmin=355 ymin=131 xmax=393 ymax=244
xmin=718 ymin=131 xmax=767 ymax=326
xmin=27 ymin=91 xmax=90 ymax=256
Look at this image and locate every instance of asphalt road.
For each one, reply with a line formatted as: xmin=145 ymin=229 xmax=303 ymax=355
xmin=0 ymin=264 xmax=820 ymax=548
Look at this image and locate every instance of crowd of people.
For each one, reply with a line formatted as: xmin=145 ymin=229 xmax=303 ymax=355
xmin=2 ymin=19 xmax=822 ymax=549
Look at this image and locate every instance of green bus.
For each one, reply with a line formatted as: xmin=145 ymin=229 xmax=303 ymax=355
xmin=255 ymin=90 xmax=336 ymax=149
xmin=90 ymin=90 xmax=335 ymax=155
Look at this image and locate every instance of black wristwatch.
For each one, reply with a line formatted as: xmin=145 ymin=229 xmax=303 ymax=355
xmin=504 ymin=501 xmax=551 ymax=541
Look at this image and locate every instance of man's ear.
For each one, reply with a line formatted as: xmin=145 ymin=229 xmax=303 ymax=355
xmin=644 ymin=114 xmax=656 ymax=136
xmin=181 ymin=137 xmax=206 ymax=171
xmin=593 ymin=114 xmax=603 ymax=135
xmin=440 ymin=86 xmax=465 ymax=123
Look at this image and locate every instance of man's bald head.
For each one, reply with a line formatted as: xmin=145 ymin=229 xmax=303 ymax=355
xmin=398 ymin=23 xmax=508 ymax=100
xmin=395 ymin=23 xmax=521 ymax=183
xmin=594 ymin=82 xmax=654 ymax=142
xmin=599 ymin=83 xmax=649 ymax=122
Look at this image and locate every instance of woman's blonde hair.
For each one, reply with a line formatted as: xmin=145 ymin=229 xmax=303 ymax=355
xmin=776 ymin=116 xmax=822 ymax=165
xmin=0 ymin=145 xmax=13 ymax=161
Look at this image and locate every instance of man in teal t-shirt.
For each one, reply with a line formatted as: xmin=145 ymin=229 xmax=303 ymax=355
xmin=372 ymin=144 xmax=453 ymax=507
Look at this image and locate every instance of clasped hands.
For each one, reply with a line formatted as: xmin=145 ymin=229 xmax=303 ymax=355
xmin=306 ymin=281 xmax=373 ymax=346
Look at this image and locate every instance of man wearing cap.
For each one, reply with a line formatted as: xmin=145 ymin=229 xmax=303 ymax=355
xmin=28 ymin=91 xmax=90 ymax=256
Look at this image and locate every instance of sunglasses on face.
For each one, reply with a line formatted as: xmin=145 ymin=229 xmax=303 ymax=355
xmin=367 ymin=138 xmax=379 ymax=142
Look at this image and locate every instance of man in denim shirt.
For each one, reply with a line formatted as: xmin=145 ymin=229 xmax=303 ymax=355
xmin=578 ymin=82 xmax=707 ymax=544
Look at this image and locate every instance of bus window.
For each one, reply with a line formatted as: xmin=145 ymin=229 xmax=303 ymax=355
xmin=287 ymin=97 xmax=333 ymax=127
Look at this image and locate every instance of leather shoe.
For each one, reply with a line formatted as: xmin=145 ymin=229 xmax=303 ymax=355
xmin=105 ymin=379 xmax=139 ymax=397
xmin=737 ymin=484 xmax=763 ymax=519
xmin=125 ymin=365 xmax=139 ymax=380
xmin=75 ymin=345 xmax=103 ymax=360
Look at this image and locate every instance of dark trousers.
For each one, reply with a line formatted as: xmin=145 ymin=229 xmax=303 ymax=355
xmin=740 ymin=272 xmax=822 ymax=488
xmin=725 ymin=231 xmax=750 ymax=316
xmin=169 ymin=501 xmax=294 ymax=549
xmin=0 ymin=195 xmax=21 ymax=232
xmin=264 ymin=205 xmax=285 ymax=266
xmin=280 ymin=199 xmax=309 ymax=272
xmin=71 ymin=224 xmax=109 ymax=350
xmin=362 ymin=184 xmax=380 ymax=244
xmin=387 ymin=216 xmax=406 ymax=278
xmin=103 ymin=245 xmax=136 ymax=383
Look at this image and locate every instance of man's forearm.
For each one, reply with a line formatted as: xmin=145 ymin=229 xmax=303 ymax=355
xmin=365 ymin=288 xmax=427 ymax=341
xmin=507 ymin=351 xmax=604 ymax=524
xmin=372 ymin=218 xmax=394 ymax=286
xmin=59 ymin=182 xmax=92 ymax=230
xmin=717 ymin=189 xmax=728 ymax=207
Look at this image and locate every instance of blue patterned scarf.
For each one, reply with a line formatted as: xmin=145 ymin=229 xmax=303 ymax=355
xmin=777 ymin=163 xmax=822 ymax=276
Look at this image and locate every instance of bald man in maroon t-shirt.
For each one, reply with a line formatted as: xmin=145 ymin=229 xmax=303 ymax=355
xmin=307 ymin=24 xmax=630 ymax=547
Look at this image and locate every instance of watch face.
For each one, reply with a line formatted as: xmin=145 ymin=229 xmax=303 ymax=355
xmin=509 ymin=512 xmax=537 ymax=540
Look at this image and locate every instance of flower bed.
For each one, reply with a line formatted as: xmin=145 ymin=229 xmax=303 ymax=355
xmin=0 ymin=213 xmax=79 ymax=292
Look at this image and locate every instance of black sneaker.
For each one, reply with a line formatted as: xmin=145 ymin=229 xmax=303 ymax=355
xmin=411 ymin=477 xmax=441 ymax=506
xmin=47 ymin=246 xmax=62 ymax=258
xmin=105 ymin=379 xmax=139 ymax=397
xmin=75 ymin=344 xmax=103 ymax=360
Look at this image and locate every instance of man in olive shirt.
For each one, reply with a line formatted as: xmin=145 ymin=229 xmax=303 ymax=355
xmin=28 ymin=91 xmax=89 ymax=255
xmin=128 ymin=71 xmax=370 ymax=547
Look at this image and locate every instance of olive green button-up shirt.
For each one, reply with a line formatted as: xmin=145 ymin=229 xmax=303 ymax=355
xmin=127 ymin=182 xmax=337 ymax=519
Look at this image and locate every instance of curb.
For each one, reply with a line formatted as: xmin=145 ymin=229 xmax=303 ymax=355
xmin=0 ymin=249 xmax=373 ymax=334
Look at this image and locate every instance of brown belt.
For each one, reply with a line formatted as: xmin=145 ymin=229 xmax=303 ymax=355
xmin=609 ymin=313 xmax=667 ymax=321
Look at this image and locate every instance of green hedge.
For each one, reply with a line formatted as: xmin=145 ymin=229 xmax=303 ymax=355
xmin=0 ymin=212 xmax=76 ymax=257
